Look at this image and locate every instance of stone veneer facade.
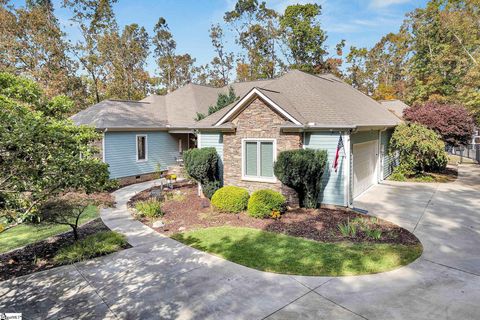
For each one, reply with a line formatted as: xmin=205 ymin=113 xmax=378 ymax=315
xmin=222 ymin=97 xmax=302 ymax=206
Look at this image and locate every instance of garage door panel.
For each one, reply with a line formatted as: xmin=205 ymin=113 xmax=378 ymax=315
xmin=353 ymin=140 xmax=377 ymax=198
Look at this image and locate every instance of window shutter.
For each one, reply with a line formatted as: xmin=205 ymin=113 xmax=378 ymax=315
xmin=245 ymin=141 xmax=257 ymax=176
xmin=260 ymin=142 xmax=274 ymax=177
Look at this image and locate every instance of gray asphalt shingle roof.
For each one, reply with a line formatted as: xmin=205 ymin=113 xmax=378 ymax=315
xmin=379 ymin=99 xmax=410 ymax=120
xmin=72 ymin=70 xmax=400 ymax=130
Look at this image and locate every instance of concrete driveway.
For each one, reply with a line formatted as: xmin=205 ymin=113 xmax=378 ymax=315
xmin=1 ymin=165 xmax=479 ymax=319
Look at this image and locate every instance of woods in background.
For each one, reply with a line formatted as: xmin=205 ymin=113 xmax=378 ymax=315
xmin=0 ymin=0 xmax=479 ymax=123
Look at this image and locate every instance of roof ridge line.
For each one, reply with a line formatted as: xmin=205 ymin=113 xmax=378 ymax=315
xmin=108 ymin=99 xmax=150 ymax=104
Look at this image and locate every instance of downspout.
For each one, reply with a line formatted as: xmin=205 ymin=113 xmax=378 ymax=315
xmin=344 ymin=129 xmax=352 ymax=207
xmin=102 ymin=128 xmax=108 ymax=163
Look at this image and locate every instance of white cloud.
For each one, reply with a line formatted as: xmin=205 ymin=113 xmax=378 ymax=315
xmin=370 ymin=0 xmax=412 ymax=9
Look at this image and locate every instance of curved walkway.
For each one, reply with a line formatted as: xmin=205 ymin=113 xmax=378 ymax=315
xmin=1 ymin=165 xmax=480 ymax=319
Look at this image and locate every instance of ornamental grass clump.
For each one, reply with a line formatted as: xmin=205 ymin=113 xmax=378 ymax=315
xmin=135 ymin=198 xmax=163 ymax=218
xmin=211 ymin=186 xmax=249 ymax=213
xmin=247 ymin=189 xmax=286 ymax=219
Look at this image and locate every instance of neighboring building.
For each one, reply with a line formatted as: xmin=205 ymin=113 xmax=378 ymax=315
xmin=72 ymin=70 xmax=400 ymax=206
xmin=379 ymin=99 xmax=410 ymax=120
xmin=472 ymin=128 xmax=480 ymax=145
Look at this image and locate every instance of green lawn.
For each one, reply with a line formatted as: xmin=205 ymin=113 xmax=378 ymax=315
xmin=0 ymin=205 xmax=98 ymax=254
xmin=172 ymin=226 xmax=422 ymax=276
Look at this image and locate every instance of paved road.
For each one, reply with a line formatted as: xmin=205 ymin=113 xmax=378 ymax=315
xmin=1 ymin=165 xmax=479 ymax=319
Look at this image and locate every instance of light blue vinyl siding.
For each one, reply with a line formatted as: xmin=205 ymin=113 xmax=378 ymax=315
xmin=381 ymin=129 xmax=397 ymax=179
xmin=304 ymin=132 xmax=345 ymax=206
xmin=104 ymin=131 xmax=178 ymax=179
xmin=199 ymin=132 xmax=224 ymax=181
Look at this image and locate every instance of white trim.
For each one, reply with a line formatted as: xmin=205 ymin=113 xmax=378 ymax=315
xmin=102 ymin=131 xmax=106 ymax=163
xmin=343 ymin=132 xmax=351 ymax=207
xmin=215 ymin=88 xmax=302 ymax=127
xmin=241 ymin=138 xmax=277 ymax=183
xmin=197 ymin=132 xmax=202 ymax=148
xmin=135 ymin=134 xmax=148 ymax=162
xmin=178 ymin=138 xmax=183 ymax=153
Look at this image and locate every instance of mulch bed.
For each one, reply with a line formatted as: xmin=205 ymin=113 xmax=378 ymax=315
xmin=130 ymin=185 xmax=420 ymax=246
xmin=0 ymin=219 xmax=131 ymax=281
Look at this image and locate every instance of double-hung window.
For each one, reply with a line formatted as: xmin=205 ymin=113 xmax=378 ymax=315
xmin=242 ymin=139 xmax=276 ymax=182
xmin=136 ymin=135 xmax=147 ymax=161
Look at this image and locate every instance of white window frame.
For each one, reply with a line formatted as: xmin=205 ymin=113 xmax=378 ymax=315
xmin=136 ymin=134 xmax=148 ymax=162
xmin=241 ymin=138 xmax=277 ymax=183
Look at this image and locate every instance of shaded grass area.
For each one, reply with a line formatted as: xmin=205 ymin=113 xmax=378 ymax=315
xmin=448 ymin=154 xmax=477 ymax=165
xmin=54 ymin=231 xmax=127 ymax=264
xmin=0 ymin=205 xmax=98 ymax=254
xmin=172 ymin=226 xmax=422 ymax=276
xmin=389 ymin=167 xmax=457 ymax=183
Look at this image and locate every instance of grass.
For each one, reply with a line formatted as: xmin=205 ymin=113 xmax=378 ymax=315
xmin=54 ymin=231 xmax=127 ymax=264
xmin=172 ymin=226 xmax=422 ymax=276
xmin=0 ymin=205 xmax=98 ymax=254
xmin=448 ymin=154 xmax=476 ymax=165
xmin=389 ymin=169 xmax=457 ymax=183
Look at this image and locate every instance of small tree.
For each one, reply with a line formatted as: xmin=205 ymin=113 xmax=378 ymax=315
xmin=183 ymin=147 xmax=221 ymax=198
xmin=274 ymin=149 xmax=328 ymax=208
xmin=403 ymin=101 xmax=475 ymax=147
xmin=194 ymin=86 xmax=238 ymax=120
xmin=390 ymin=123 xmax=448 ymax=177
xmin=39 ymin=193 xmax=114 ymax=240
xmin=0 ymin=73 xmax=112 ymax=231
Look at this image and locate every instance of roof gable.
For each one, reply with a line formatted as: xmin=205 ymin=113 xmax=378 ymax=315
xmin=214 ymin=88 xmax=302 ymax=126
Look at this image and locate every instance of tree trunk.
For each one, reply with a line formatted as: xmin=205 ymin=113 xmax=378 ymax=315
xmin=72 ymin=226 xmax=79 ymax=241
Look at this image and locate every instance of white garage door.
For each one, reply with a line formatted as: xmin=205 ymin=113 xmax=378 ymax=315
xmin=353 ymin=140 xmax=378 ymax=198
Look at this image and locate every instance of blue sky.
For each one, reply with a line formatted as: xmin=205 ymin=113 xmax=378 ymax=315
xmin=12 ymin=0 xmax=428 ymax=74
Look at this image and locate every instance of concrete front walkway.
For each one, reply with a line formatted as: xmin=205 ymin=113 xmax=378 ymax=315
xmin=1 ymin=165 xmax=480 ymax=319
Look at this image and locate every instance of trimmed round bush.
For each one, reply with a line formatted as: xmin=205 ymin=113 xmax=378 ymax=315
xmin=211 ymin=186 xmax=249 ymax=213
xmin=247 ymin=189 xmax=286 ymax=219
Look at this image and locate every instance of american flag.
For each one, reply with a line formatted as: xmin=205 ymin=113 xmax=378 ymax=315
xmin=334 ymin=136 xmax=344 ymax=172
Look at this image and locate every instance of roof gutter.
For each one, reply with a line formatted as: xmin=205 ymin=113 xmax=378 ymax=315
xmin=194 ymin=126 xmax=236 ymax=133
xmin=281 ymin=123 xmax=397 ymax=133
xmin=280 ymin=124 xmax=357 ymax=133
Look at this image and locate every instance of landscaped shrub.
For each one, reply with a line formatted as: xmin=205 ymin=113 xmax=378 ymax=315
xmin=202 ymin=181 xmax=222 ymax=200
xmin=390 ymin=123 xmax=448 ymax=177
xmin=403 ymin=101 xmax=475 ymax=147
xmin=183 ymin=147 xmax=221 ymax=198
xmin=54 ymin=231 xmax=127 ymax=264
xmin=274 ymin=149 xmax=328 ymax=208
xmin=247 ymin=189 xmax=286 ymax=219
xmin=211 ymin=186 xmax=249 ymax=213
xmin=135 ymin=199 xmax=163 ymax=218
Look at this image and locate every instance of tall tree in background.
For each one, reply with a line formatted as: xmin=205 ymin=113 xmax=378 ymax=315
xmin=102 ymin=24 xmax=151 ymax=100
xmin=209 ymin=24 xmax=235 ymax=87
xmin=64 ymin=0 xmax=118 ymax=104
xmin=153 ymin=17 xmax=197 ymax=93
xmin=346 ymin=46 xmax=371 ymax=94
xmin=225 ymin=0 xmax=280 ymax=80
xmin=0 ymin=0 xmax=83 ymax=103
xmin=345 ymin=30 xmax=409 ymax=100
xmin=279 ymin=3 xmax=327 ymax=73
xmin=405 ymin=0 xmax=480 ymax=121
